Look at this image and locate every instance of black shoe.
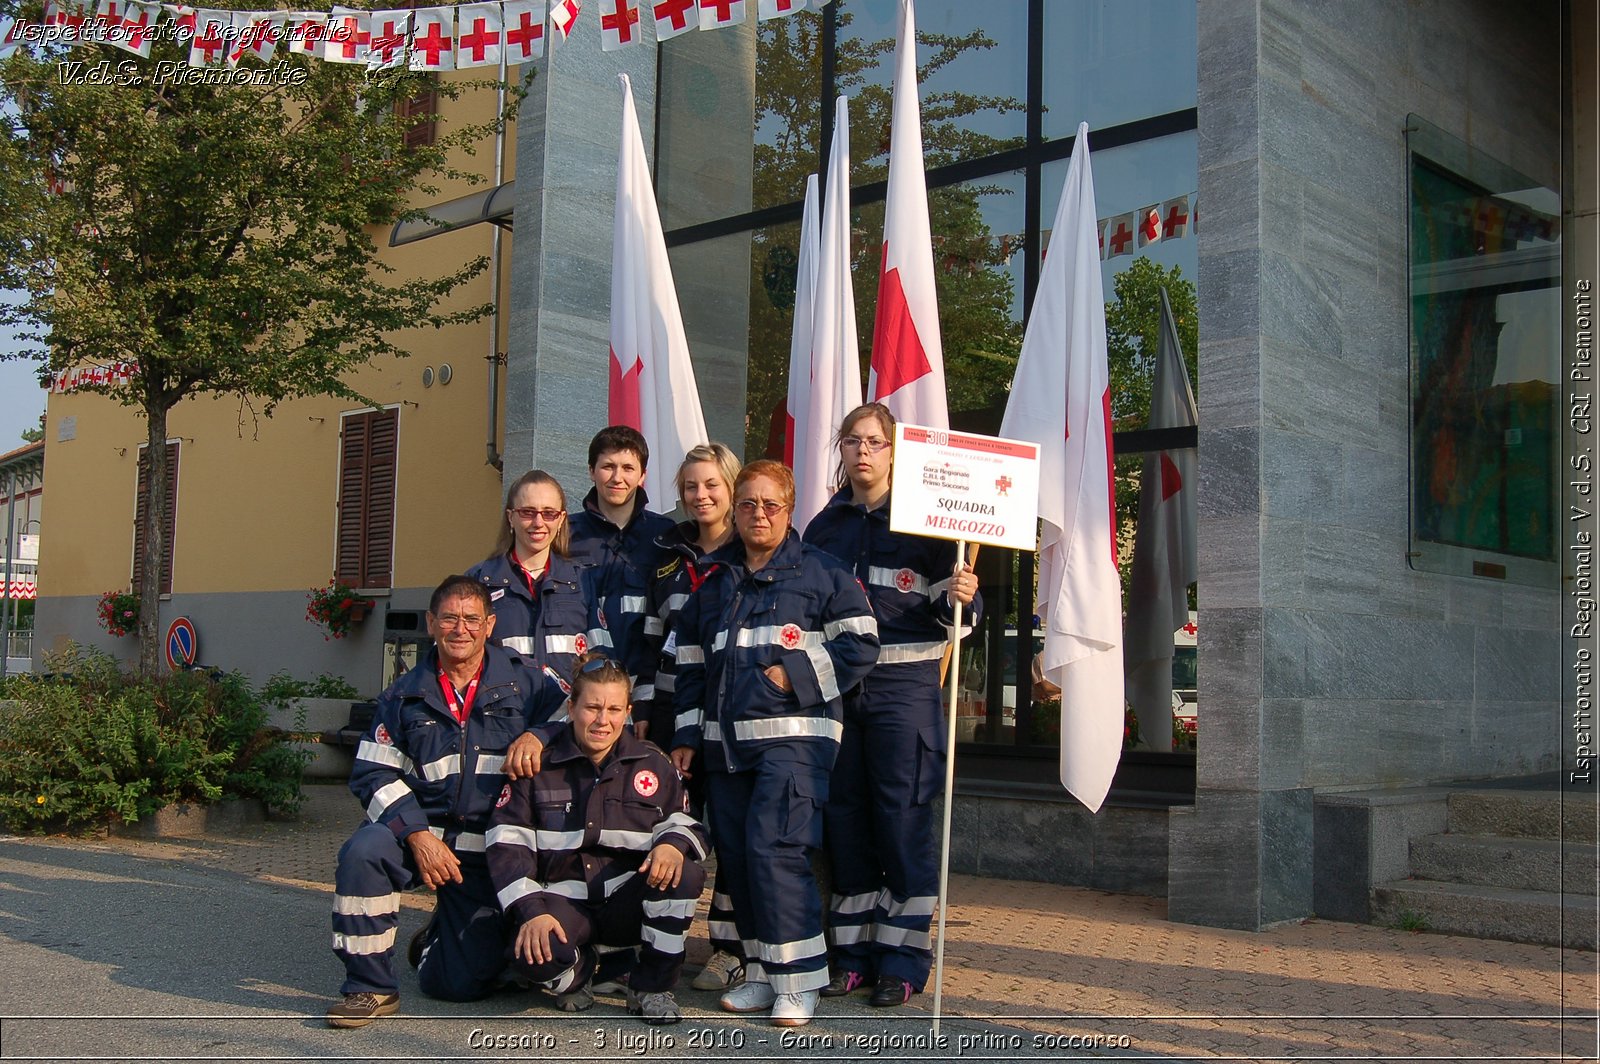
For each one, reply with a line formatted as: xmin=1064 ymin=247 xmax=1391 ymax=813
xmin=407 ymin=918 xmax=433 ymax=969
xmin=868 ymin=975 xmax=913 ymax=1007
xmin=819 ymin=969 xmax=867 ymax=997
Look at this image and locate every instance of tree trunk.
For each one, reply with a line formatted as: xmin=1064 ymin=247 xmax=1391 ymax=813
xmin=136 ymin=402 xmax=169 ymax=676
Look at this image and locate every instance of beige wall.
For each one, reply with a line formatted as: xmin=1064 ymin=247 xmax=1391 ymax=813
xmin=39 ymin=68 xmax=523 ymax=603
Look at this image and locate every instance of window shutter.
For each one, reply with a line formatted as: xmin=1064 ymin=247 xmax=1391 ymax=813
xmin=336 ymin=409 xmax=398 ymax=589
xmin=133 ymin=441 xmax=179 ymax=595
xmin=400 ymin=76 xmax=438 ymax=151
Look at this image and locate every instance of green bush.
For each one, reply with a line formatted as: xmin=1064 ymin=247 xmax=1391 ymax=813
xmin=0 ymin=645 xmax=311 ymax=833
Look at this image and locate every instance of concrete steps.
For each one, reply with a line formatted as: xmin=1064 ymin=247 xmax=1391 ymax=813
xmin=1379 ymin=790 xmax=1597 ymax=951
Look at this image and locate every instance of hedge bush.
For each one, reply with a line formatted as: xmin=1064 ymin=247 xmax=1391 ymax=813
xmin=0 ymin=646 xmax=311 ymax=833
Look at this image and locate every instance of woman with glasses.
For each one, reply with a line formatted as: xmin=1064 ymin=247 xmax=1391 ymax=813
xmin=468 ymin=470 xmax=594 ymax=694
xmin=668 ymin=460 xmax=878 ymax=1027
xmin=800 ymin=402 xmax=980 ymax=1009
xmin=638 ymin=442 xmax=743 ymax=993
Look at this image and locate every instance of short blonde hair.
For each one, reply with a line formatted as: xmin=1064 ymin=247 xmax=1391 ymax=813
xmin=674 ymin=442 xmax=742 ymax=503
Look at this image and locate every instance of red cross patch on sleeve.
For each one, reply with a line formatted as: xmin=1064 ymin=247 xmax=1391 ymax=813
xmin=495 ymin=783 xmax=512 ymax=808
xmin=633 ymin=770 xmax=660 ymax=797
xmin=779 ymin=623 xmax=803 ymax=649
xmin=375 ymin=723 xmax=392 ymax=746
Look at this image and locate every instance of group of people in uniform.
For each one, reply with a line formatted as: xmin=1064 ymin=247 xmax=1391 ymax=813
xmin=326 ymin=408 xmax=980 ymax=1030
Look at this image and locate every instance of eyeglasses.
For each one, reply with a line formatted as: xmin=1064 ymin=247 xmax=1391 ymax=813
xmin=735 ymin=499 xmax=789 ymax=517
xmin=435 ymin=614 xmax=486 ymax=632
xmin=840 ymin=435 xmax=891 ymax=454
xmin=510 ymin=507 xmax=565 ymax=523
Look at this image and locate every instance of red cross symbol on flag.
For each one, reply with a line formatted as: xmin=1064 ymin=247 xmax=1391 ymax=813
xmin=1162 ymin=197 xmax=1190 ymax=239
xmin=654 ymin=0 xmax=695 ymax=36
xmin=190 ymin=13 xmax=226 ymax=64
xmin=1181 ymin=621 xmax=1197 ymax=636
xmin=411 ymin=11 xmax=454 ymax=69
xmin=779 ymin=623 xmax=802 ymax=650
xmin=1136 ymin=205 xmax=1161 ymax=247
xmin=369 ymin=13 xmax=409 ymax=65
xmin=329 ymin=13 xmax=371 ymax=61
xmin=503 ymin=0 xmax=543 ymax=59
xmin=600 ymin=0 xmax=639 ymax=49
xmin=700 ymin=0 xmax=742 ymax=28
xmin=550 ymin=0 xmax=580 ymax=40
xmin=456 ymin=10 xmax=501 ymax=66
xmin=1107 ymin=216 xmax=1134 ymax=256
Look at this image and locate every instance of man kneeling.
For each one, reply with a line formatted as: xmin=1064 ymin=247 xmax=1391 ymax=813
xmin=487 ymin=652 xmax=707 ymax=1025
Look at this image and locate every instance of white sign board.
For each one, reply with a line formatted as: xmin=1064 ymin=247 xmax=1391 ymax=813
xmin=18 ymin=534 xmax=39 ymax=563
xmin=889 ymin=424 xmax=1041 ymax=551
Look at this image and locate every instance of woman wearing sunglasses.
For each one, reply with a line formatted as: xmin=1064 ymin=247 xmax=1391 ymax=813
xmin=800 ymin=402 xmax=980 ymax=1008
xmin=667 ymin=460 xmax=879 ymax=1027
xmin=467 ymin=470 xmax=594 ymax=694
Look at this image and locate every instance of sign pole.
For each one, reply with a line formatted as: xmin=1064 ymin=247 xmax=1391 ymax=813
xmin=930 ymin=539 xmax=967 ymax=1038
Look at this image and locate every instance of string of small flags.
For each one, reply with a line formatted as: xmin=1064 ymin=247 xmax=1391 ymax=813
xmin=48 ymin=360 xmax=138 ymax=393
xmin=0 ymin=0 xmax=837 ymax=70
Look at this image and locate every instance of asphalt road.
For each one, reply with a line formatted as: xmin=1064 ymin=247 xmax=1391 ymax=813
xmin=0 ymin=837 xmax=1125 ymax=1063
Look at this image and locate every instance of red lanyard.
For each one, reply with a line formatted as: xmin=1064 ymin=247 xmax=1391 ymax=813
xmin=437 ymin=664 xmax=483 ymax=725
xmin=511 ymin=548 xmax=549 ymax=598
xmin=687 ymin=561 xmax=719 ymax=592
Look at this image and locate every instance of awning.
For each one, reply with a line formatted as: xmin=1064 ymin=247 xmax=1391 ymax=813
xmin=389 ymin=180 xmax=516 ymax=247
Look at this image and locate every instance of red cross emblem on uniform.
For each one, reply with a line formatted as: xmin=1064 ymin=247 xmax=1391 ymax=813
xmin=633 ymin=769 xmax=659 ymax=797
xmin=996 ymin=475 xmax=1012 ymax=496
xmin=574 ymin=634 xmax=588 ymax=655
xmin=894 ymin=568 xmax=916 ymax=592
xmin=375 ymin=723 xmax=392 ymax=746
xmin=777 ymin=623 xmax=802 ymax=649
xmin=495 ymin=783 xmax=512 ymax=808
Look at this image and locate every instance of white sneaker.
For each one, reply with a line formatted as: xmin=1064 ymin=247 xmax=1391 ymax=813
xmin=691 ymin=950 xmax=743 ymax=991
xmin=769 ymin=989 xmax=819 ymax=1027
xmin=719 ymin=979 xmax=776 ymax=1013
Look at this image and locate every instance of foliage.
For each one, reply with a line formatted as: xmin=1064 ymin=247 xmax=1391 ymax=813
xmin=260 ymin=670 xmax=361 ymax=704
xmin=20 ymin=413 xmax=44 ymax=443
xmin=0 ymin=19 xmax=524 ymax=673
xmin=0 ymin=644 xmax=310 ymax=833
xmin=743 ymin=11 xmax=1025 ymax=457
xmin=95 ymin=588 xmax=139 ymax=638
xmin=305 ymin=580 xmax=374 ymax=640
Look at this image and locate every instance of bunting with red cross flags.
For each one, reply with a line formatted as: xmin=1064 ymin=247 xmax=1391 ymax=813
xmin=698 ymin=0 xmax=745 ymax=30
xmin=221 ymin=9 xmax=251 ymax=67
xmin=757 ymin=0 xmax=805 ymax=19
xmin=1160 ymin=195 xmax=1190 ymax=239
xmin=163 ymin=3 xmax=195 ymax=39
xmin=367 ymin=9 xmax=412 ymax=70
xmin=410 ymin=6 xmax=455 ymax=69
xmin=1104 ymin=211 xmax=1136 ymax=258
xmin=549 ymin=0 xmax=580 ymax=41
xmin=453 ymin=2 xmax=502 ymax=67
xmin=501 ymin=0 xmax=543 ymax=59
xmin=1135 ymin=204 xmax=1161 ymax=248
xmin=231 ymin=12 xmax=285 ymax=66
xmin=285 ymin=10 xmax=327 ymax=56
xmin=599 ymin=0 xmax=639 ymax=50
xmin=324 ymin=6 xmax=372 ymax=64
xmin=651 ymin=0 xmax=694 ymax=39
xmin=187 ymin=7 xmax=228 ymax=65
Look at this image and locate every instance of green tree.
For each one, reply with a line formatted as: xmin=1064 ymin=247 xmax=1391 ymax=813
xmin=0 ymin=11 xmax=521 ymax=673
xmin=19 ymin=414 xmax=43 ymax=444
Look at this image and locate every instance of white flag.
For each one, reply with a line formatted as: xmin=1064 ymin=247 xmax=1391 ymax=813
xmin=549 ymin=0 xmax=580 ymax=41
xmin=453 ymin=2 xmax=502 ymax=67
xmin=651 ymin=0 xmax=695 ymax=40
xmin=187 ymin=7 xmax=228 ymax=65
xmin=609 ymin=73 xmax=710 ymax=512
xmin=324 ymin=7 xmax=371 ymax=64
xmin=1159 ymin=195 xmax=1191 ymax=240
xmin=367 ymin=9 xmax=411 ymax=70
xmin=698 ymin=0 xmax=745 ymax=30
xmin=231 ymin=12 xmax=285 ymax=65
xmin=222 ymin=9 xmax=251 ymax=67
xmin=1135 ymin=204 xmax=1162 ymax=248
xmin=782 ymin=174 xmax=820 ymax=517
xmin=794 ymin=95 xmax=863 ymax=530
xmin=599 ymin=0 xmax=641 ymax=49
xmin=999 ymin=121 xmax=1123 ymax=812
xmin=501 ymin=0 xmax=544 ymax=60
xmin=1123 ymin=287 xmax=1197 ymax=752
xmin=104 ymin=0 xmax=155 ymax=55
xmin=1104 ymin=211 xmax=1136 ymax=258
xmin=757 ymin=0 xmax=805 ymax=19
xmin=867 ymin=0 xmax=947 ymax=430
xmin=409 ymin=7 xmax=454 ymax=70
xmin=285 ymin=11 xmax=327 ymax=57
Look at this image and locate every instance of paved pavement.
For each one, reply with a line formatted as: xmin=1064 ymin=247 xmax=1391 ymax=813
xmin=0 ymin=781 xmax=1595 ymax=1062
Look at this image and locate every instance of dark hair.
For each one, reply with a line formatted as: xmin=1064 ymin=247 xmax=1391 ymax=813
xmin=569 ymin=650 xmax=633 ymax=703
xmin=588 ymin=425 xmax=649 ymax=470
xmin=735 ymin=459 xmax=797 ymax=510
xmin=429 ymin=574 xmax=492 ymax=616
xmin=834 ymin=402 xmax=895 ymax=491
xmin=494 ymin=470 xmax=570 ymax=559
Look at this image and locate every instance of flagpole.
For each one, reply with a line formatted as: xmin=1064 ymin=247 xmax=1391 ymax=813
xmin=931 ymin=538 xmax=969 ymax=1037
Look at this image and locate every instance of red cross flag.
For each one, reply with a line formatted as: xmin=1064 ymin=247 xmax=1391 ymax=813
xmin=1135 ymin=204 xmax=1161 ymax=248
xmin=1124 ymin=286 xmax=1197 ymax=752
xmin=232 ymin=13 xmax=284 ymax=66
xmin=1161 ymin=195 xmax=1190 ymax=239
xmin=409 ymin=7 xmax=454 ymax=70
xmin=367 ymin=9 xmax=411 ymax=70
xmin=610 ymin=73 xmax=710 ymax=511
xmin=999 ymin=121 xmax=1123 ymax=813
xmin=285 ymin=11 xmax=327 ymax=56
xmin=652 ymin=0 xmax=695 ymax=40
xmin=698 ymin=0 xmax=745 ymax=30
xmin=502 ymin=0 xmax=544 ymax=60
xmin=454 ymin=3 xmax=502 ymax=68
xmin=867 ymin=0 xmax=947 ymax=431
xmin=549 ymin=0 xmax=581 ymax=42
xmin=600 ymin=0 xmax=640 ymax=50
xmin=793 ymin=96 xmax=862 ymax=528
xmin=164 ymin=5 xmax=196 ymax=41
xmin=109 ymin=0 xmax=155 ymax=55
xmin=222 ymin=9 xmax=252 ymax=67
xmin=782 ymin=174 xmax=818 ymax=469
xmin=1104 ymin=211 xmax=1135 ymax=257
xmin=758 ymin=0 xmax=805 ymax=19
xmin=188 ymin=7 xmax=228 ymax=65
xmin=325 ymin=6 xmax=372 ymax=64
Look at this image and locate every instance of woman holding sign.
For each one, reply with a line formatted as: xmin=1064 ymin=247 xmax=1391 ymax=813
xmin=801 ymin=402 xmax=980 ymax=1008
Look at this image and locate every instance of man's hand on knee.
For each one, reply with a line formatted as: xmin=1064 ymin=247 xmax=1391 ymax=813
xmin=405 ymin=830 xmax=463 ymax=890
xmin=504 ymin=732 xmax=545 ymax=779
xmin=639 ymin=844 xmax=684 ymax=890
xmin=514 ymin=914 xmax=566 ymax=965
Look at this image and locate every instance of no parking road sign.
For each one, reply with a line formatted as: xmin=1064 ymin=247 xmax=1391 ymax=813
xmin=165 ymin=616 xmax=198 ymax=672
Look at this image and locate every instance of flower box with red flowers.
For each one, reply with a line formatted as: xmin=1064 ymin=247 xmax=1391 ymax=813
xmin=305 ymin=580 xmax=376 ymax=640
xmin=96 ymin=589 xmax=140 ymax=638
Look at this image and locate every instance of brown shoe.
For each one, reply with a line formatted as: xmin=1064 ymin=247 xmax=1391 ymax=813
xmin=326 ymin=991 xmax=400 ymax=1028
